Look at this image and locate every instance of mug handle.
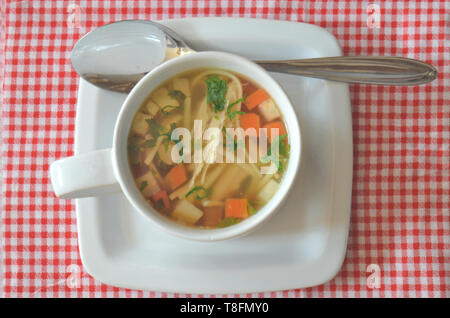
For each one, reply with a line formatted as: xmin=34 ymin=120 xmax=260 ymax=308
xmin=50 ymin=149 xmax=121 ymax=199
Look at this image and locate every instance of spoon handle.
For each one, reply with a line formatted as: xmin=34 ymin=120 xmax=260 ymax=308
xmin=255 ymin=56 xmax=437 ymax=85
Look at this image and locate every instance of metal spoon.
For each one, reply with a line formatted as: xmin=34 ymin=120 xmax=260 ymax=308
xmin=71 ymin=20 xmax=438 ymax=93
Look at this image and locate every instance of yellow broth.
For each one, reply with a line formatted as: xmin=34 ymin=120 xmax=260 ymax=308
xmin=127 ymin=68 xmax=290 ymax=228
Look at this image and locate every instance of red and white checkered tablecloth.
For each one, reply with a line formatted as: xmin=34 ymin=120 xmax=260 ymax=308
xmin=1 ymin=0 xmax=449 ymax=298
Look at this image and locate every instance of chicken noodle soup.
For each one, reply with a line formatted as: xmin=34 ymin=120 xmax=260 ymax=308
xmin=127 ymin=68 xmax=290 ymax=228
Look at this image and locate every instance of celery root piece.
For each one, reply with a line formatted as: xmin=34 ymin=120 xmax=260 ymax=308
xmin=210 ymin=165 xmax=248 ymax=201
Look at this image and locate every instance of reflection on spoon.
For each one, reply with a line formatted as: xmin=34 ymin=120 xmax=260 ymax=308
xmin=71 ymin=21 xmax=168 ymax=77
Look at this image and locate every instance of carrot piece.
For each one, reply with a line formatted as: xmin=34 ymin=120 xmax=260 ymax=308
xmin=152 ymin=190 xmax=171 ymax=210
xmin=244 ymin=88 xmax=269 ymax=110
xmin=262 ymin=121 xmax=287 ymax=144
xmin=164 ymin=164 xmax=188 ymax=191
xmin=225 ymin=198 xmax=248 ymax=219
xmin=240 ymin=113 xmax=261 ymax=136
xmin=202 ymin=207 xmax=224 ymax=227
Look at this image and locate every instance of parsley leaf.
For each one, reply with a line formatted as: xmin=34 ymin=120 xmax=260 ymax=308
xmin=217 ymin=217 xmax=241 ymax=228
xmin=248 ymin=202 xmax=257 ymax=216
xmin=153 ymin=198 xmax=165 ymax=211
xmin=205 ymin=75 xmax=227 ymax=112
xmin=160 ymin=123 xmax=177 ymax=139
xmin=185 ymin=186 xmax=211 ymax=200
xmin=158 ymin=123 xmax=177 ymax=150
xmin=139 ymin=181 xmax=148 ymax=191
xmin=145 ymin=118 xmax=164 ymax=139
xmin=278 ymin=135 xmax=290 ymax=157
xmin=227 ymin=94 xmax=246 ymax=121
xmin=248 ymin=200 xmax=265 ymax=206
xmin=223 ymin=127 xmax=238 ymax=151
xmin=260 ymin=134 xmax=289 ymax=172
xmin=145 ymin=119 xmax=177 ymax=146
xmin=161 ymin=105 xmax=183 ymax=115
xmin=168 ymin=90 xmax=186 ymax=103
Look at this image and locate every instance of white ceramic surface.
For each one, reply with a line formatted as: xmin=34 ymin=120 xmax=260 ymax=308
xmin=73 ymin=17 xmax=353 ymax=293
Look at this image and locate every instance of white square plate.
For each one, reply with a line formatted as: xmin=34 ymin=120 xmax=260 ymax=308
xmin=74 ymin=18 xmax=353 ymax=293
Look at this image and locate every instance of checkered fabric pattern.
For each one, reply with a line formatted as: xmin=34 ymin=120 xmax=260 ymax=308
xmin=1 ymin=0 xmax=449 ymax=297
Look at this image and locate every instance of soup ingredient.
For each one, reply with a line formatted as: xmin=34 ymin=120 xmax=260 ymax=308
xmin=144 ymin=100 xmax=160 ymax=117
xmin=217 ymin=217 xmax=240 ymax=228
xmin=202 ymin=200 xmax=225 ymax=207
xmin=148 ymin=162 xmax=166 ymax=186
xmin=263 ymin=120 xmax=287 ymax=143
xmin=226 ymin=95 xmax=246 ymax=120
xmin=164 ymin=164 xmax=188 ymax=191
xmin=258 ymin=99 xmax=280 ymax=122
xmin=161 ymin=105 xmax=183 ymax=115
xmin=261 ymin=134 xmax=289 ymax=159
xmin=203 ymin=164 xmax=226 ymax=189
xmin=143 ymin=136 xmax=166 ymax=165
xmin=168 ymin=89 xmax=186 ymax=103
xmin=225 ymin=198 xmax=249 ymax=219
xmin=210 ymin=165 xmax=248 ymax=200
xmin=205 ymin=75 xmax=227 ymax=112
xmin=140 ymin=181 xmax=148 ymax=191
xmin=173 ymin=78 xmax=190 ymax=97
xmin=152 ymin=190 xmax=171 ymax=211
xmin=152 ymin=87 xmax=180 ymax=108
xmin=169 ymin=182 xmax=192 ymax=200
xmin=244 ymin=88 xmax=269 ymax=110
xmin=136 ymin=171 xmax=161 ymax=197
xmin=157 ymin=142 xmax=175 ymax=165
xmin=261 ymin=134 xmax=289 ymax=172
xmin=240 ymin=113 xmax=261 ymax=136
xmin=256 ymin=179 xmax=280 ymax=203
xmin=160 ymin=113 xmax=182 ymax=131
xmin=202 ymin=206 xmax=224 ymax=227
xmin=173 ymin=200 xmax=204 ymax=225
xmin=131 ymin=112 xmax=153 ymax=135
xmin=185 ymin=186 xmax=211 ymax=200
xmin=145 ymin=117 xmax=178 ymax=144
xmin=247 ymin=202 xmax=257 ymax=216
xmin=242 ymin=79 xmax=258 ymax=96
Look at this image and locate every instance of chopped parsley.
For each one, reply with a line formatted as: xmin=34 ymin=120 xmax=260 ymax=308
xmin=153 ymin=198 xmax=165 ymax=211
xmin=160 ymin=122 xmax=177 ymax=139
xmin=168 ymin=90 xmax=186 ymax=103
xmin=260 ymin=134 xmax=289 ymax=172
xmin=145 ymin=118 xmax=164 ymax=139
xmin=139 ymin=181 xmax=148 ymax=191
xmin=248 ymin=202 xmax=257 ymax=216
xmin=205 ymin=75 xmax=227 ymax=112
xmin=248 ymin=200 xmax=265 ymax=206
xmin=161 ymin=105 xmax=183 ymax=115
xmin=223 ymin=127 xmax=238 ymax=151
xmin=145 ymin=119 xmax=177 ymax=148
xmin=185 ymin=186 xmax=211 ymax=200
xmin=227 ymin=94 xmax=246 ymax=120
xmin=217 ymin=217 xmax=241 ymax=228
